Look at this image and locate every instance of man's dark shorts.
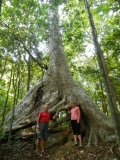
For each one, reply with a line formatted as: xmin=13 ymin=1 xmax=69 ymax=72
xmin=37 ymin=122 xmax=48 ymax=140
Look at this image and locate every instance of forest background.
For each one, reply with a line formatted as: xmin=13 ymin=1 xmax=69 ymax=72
xmin=0 ymin=0 xmax=120 ymax=149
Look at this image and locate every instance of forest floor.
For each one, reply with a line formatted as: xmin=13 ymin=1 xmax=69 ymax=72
xmin=0 ymin=136 xmax=120 ymax=160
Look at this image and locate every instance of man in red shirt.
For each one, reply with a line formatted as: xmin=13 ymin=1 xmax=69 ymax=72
xmin=36 ymin=105 xmax=55 ymax=156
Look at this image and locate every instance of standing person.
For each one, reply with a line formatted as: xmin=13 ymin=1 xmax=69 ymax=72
xmin=36 ymin=105 xmax=56 ymax=156
xmin=68 ymin=102 xmax=82 ymax=147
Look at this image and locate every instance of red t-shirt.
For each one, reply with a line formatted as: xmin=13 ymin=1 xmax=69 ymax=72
xmin=38 ymin=111 xmax=50 ymax=123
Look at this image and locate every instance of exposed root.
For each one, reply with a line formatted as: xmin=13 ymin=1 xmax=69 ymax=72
xmin=105 ymin=134 xmax=116 ymax=142
xmin=49 ymin=115 xmax=69 ymax=131
xmin=87 ymin=127 xmax=98 ymax=146
xmin=110 ymin=142 xmax=114 ymax=154
xmin=84 ymin=144 xmax=91 ymax=148
xmin=50 ymin=96 xmax=67 ymax=115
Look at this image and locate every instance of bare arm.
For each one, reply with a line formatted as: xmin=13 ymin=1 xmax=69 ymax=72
xmin=36 ymin=117 xmax=39 ymax=129
xmin=77 ymin=107 xmax=80 ymax=123
xmin=36 ymin=112 xmax=41 ymax=129
xmin=67 ymin=106 xmax=71 ymax=114
xmin=53 ymin=115 xmax=56 ymax=119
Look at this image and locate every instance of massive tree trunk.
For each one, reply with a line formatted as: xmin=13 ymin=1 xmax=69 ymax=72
xmin=3 ymin=5 xmax=115 ymax=146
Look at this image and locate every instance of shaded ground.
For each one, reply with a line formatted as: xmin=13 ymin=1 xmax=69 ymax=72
xmin=0 ymin=137 xmax=120 ymax=160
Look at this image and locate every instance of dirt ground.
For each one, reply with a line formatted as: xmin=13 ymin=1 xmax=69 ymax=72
xmin=0 ymin=137 xmax=120 ymax=160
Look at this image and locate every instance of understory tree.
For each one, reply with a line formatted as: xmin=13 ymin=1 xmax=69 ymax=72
xmin=3 ymin=2 xmax=115 ymax=146
xmin=84 ymin=0 xmax=120 ymax=147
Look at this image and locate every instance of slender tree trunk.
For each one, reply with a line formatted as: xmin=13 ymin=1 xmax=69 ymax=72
xmin=84 ymin=0 xmax=120 ymax=147
xmin=16 ymin=51 xmax=21 ymax=102
xmin=27 ymin=56 xmax=30 ymax=91
xmin=100 ymin=81 xmax=108 ymax=115
xmin=1 ymin=68 xmax=12 ymax=129
xmin=8 ymin=60 xmax=21 ymax=140
xmin=8 ymin=73 xmax=16 ymax=141
xmin=24 ymin=54 xmax=31 ymax=91
xmin=117 ymin=0 xmax=120 ymax=8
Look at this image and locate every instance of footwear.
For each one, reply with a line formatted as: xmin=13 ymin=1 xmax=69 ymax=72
xmin=42 ymin=152 xmax=46 ymax=155
xmin=72 ymin=142 xmax=78 ymax=146
xmin=79 ymin=143 xmax=82 ymax=147
xmin=36 ymin=151 xmax=40 ymax=156
xmin=40 ymin=152 xmax=46 ymax=156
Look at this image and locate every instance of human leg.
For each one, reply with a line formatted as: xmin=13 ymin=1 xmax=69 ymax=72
xmin=36 ymin=123 xmax=41 ymax=153
xmin=39 ymin=123 xmax=48 ymax=156
xmin=78 ymin=134 xmax=82 ymax=147
xmin=41 ymin=139 xmax=46 ymax=152
xmin=71 ymin=120 xmax=78 ymax=145
xmin=42 ymin=123 xmax=48 ymax=151
xmin=36 ymin=138 xmax=41 ymax=155
xmin=72 ymin=135 xmax=78 ymax=145
xmin=76 ymin=123 xmax=82 ymax=147
xmin=39 ymin=139 xmax=47 ymax=156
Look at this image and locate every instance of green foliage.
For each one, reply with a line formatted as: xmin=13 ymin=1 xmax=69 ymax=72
xmin=0 ymin=0 xmax=120 ymax=122
xmin=0 ymin=0 xmax=50 ymax=121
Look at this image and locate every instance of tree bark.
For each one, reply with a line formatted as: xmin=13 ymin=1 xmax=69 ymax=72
xmin=3 ymin=3 xmax=115 ymax=146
